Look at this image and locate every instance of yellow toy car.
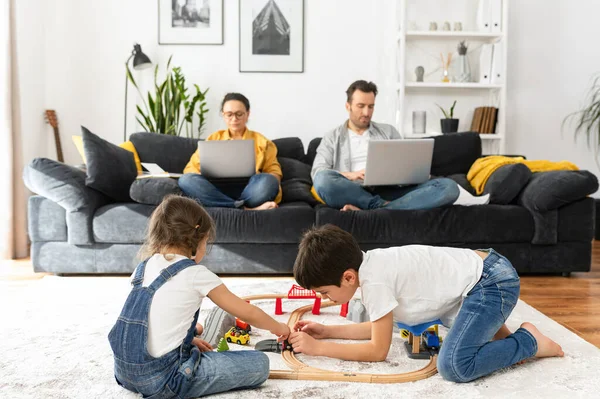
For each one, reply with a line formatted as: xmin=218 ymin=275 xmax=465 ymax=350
xmin=225 ymin=327 xmax=250 ymax=345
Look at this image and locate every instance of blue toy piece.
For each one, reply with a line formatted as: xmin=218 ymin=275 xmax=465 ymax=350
xmin=396 ymin=319 xmax=443 ymax=359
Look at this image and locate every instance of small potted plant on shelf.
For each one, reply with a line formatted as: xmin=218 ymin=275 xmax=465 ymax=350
xmin=437 ymin=100 xmax=459 ymax=133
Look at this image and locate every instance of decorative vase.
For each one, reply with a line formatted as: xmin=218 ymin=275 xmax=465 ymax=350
xmin=412 ymin=111 xmax=426 ymax=134
xmin=440 ymin=118 xmax=459 ymax=133
xmin=455 ymin=54 xmax=471 ymax=82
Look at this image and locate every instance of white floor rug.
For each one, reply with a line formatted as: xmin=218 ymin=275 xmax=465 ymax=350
xmin=1 ymin=276 xmax=599 ymax=399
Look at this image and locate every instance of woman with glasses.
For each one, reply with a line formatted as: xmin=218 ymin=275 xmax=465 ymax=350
xmin=179 ymin=93 xmax=282 ymax=210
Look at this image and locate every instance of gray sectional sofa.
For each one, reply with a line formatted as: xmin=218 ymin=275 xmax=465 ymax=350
xmin=23 ymin=131 xmax=598 ymax=275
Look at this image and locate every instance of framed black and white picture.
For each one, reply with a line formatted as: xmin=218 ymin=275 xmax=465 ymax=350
xmin=239 ymin=0 xmax=304 ymax=73
xmin=158 ymin=0 xmax=223 ymax=45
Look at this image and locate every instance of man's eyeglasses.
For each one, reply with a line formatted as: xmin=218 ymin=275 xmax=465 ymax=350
xmin=222 ymin=111 xmax=247 ymax=120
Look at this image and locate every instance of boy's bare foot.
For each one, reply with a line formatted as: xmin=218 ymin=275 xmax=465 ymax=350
xmin=245 ymin=201 xmax=278 ymax=211
xmin=341 ymin=204 xmax=361 ymax=211
xmin=521 ymin=322 xmax=564 ymax=358
xmin=493 ymin=324 xmax=511 ymax=341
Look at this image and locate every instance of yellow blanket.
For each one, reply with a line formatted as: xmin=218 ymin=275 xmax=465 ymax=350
xmin=467 ymin=156 xmax=579 ymax=195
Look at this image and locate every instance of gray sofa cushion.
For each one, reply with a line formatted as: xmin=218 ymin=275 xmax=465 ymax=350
xmin=94 ymin=203 xmax=156 ymax=244
xmin=82 ymin=126 xmax=137 ymax=202
xmin=23 ymin=157 xmax=107 ymax=212
xmin=484 ymin=163 xmax=532 ymax=205
xmin=129 ymin=132 xmax=198 ymax=173
xmin=130 ymin=178 xmax=182 ymax=205
xmin=316 ymin=205 xmax=534 ymax=245
xmin=518 ymin=170 xmax=599 ymax=212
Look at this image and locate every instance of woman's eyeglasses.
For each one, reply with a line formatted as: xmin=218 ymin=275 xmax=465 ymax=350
xmin=222 ymin=111 xmax=247 ymax=120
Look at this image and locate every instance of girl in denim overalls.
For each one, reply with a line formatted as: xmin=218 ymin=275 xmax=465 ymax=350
xmin=109 ymin=195 xmax=290 ymax=398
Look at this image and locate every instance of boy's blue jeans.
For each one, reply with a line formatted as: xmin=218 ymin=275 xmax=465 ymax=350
xmin=179 ymin=173 xmax=279 ymax=208
xmin=437 ymin=249 xmax=538 ymax=383
xmin=312 ymin=169 xmax=459 ymax=210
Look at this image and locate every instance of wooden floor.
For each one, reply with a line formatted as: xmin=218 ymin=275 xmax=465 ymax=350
xmin=2 ymin=244 xmax=600 ymax=348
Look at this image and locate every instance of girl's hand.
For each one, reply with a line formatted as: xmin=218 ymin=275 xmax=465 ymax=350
xmin=292 ymin=320 xmax=328 ymax=339
xmin=272 ymin=322 xmax=291 ymax=342
xmin=192 ymin=337 xmax=213 ymax=352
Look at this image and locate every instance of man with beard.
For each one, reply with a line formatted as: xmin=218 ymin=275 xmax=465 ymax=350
xmin=312 ymin=80 xmax=460 ymax=211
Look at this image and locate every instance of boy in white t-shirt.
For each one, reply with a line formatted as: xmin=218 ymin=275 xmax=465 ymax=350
xmin=289 ymin=224 xmax=564 ymax=383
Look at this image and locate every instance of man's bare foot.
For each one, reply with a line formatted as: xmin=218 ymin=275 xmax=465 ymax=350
xmin=341 ymin=204 xmax=361 ymax=212
xmin=521 ymin=322 xmax=564 ymax=358
xmin=245 ymin=201 xmax=278 ymax=211
xmin=493 ymin=324 xmax=512 ymax=341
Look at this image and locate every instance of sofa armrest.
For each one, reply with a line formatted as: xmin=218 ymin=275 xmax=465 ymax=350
xmin=23 ymin=158 xmax=110 ymax=245
xmin=517 ymin=170 xmax=599 ymax=244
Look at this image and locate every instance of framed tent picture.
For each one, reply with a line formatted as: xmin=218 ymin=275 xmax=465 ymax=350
xmin=239 ymin=0 xmax=305 ymax=73
xmin=158 ymin=0 xmax=224 ymax=45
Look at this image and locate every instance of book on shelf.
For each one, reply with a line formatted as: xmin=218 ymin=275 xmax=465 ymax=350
xmin=470 ymin=106 xmax=499 ymax=134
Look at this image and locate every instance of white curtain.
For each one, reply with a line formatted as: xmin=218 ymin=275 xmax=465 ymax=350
xmin=0 ymin=0 xmax=28 ymax=260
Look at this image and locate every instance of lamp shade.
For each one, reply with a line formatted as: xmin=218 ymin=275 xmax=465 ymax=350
xmin=132 ymin=44 xmax=152 ymax=70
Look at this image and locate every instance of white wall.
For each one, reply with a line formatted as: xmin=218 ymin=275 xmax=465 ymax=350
xmin=15 ymin=0 xmax=397 ymax=165
xmin=14 ymin=0 xmax=600 ymax=183
xmin=507 ymin=0 xmax=600 ymax=180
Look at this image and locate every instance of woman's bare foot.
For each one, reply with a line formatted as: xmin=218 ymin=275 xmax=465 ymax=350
xmin=521 ymin=322 xmax=564 ymax=358
xmin=341 ymin=204 xmax=361 ymax=212
xmin=245 ymin=201 xmax=278 ymax=210
xmin=493 ymin=324 xmax=512 ymax=341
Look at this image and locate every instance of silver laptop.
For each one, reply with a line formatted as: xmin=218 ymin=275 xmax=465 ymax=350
xmin=362 ymin=139 xmax=434 ymax=186
xmin=198 ymin=140 xmax=256 ymax=179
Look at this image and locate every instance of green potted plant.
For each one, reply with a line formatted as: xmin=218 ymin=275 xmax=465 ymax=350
xmin=437 ymin=100 xmax=459 ymax=133
xmin=563 ymin=76 xmax=600 ymax=165
xmin=126 ymin=56 xmax=209 ymax=138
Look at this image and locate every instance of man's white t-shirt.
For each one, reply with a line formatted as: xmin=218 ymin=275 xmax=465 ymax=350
xmin=131 ymin=254 xmax=223 ymax=357
xmin=348 ymin=129 xmax=370 ymax=172
xmin=358 ymin=245 xmax=484 ymax=327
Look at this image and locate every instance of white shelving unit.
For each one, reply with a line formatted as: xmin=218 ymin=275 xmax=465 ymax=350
xmin=396 ymin=0 xmax=509 ymax=154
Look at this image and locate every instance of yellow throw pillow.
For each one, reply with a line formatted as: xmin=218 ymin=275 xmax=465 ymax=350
xmin=71 ymin=135 xmax=143 ymax=173
xmin=72 ymin=135 xmax=86 ymax=163
xmin=310 ymin=186 xmax=326 ymax=204
xmin=118 ymin=140 xmax=143 ymax=173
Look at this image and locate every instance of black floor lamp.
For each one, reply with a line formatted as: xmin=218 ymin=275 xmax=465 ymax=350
xmin=124 ymin=43 xmax=152 ymax=142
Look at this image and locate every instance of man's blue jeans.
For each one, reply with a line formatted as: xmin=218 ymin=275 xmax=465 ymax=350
xmin=178 ymin=173 xmax=279 ymax=208
xmin=437 ymin=249 xmax=538 ymax=382
xmin=312 ymin=169 xmax=459 ymax=210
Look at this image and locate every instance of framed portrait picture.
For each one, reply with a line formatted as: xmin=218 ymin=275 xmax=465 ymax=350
xmin=158 ymin=0 xmax=223 ymax=45
xmin=239 ymin=0 xmax=305 ymax=73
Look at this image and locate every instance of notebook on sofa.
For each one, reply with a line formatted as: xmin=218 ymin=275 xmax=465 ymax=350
xmin=137 ymin=162 xmax=183 ymax=179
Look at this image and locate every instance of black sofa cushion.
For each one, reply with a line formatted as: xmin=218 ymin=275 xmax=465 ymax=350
xmin=129 ymin=132 xmax=198 ymax=173
xmin=94 ymin=202 xmax=316 ymax=244
xmin=306 ymin=138 xmax=321 ymax=166
xmin=316 ymin=205 xmax=534 ymax=245
xmin=82 ymin=126 xmax=137 ymax=202
xmin=278 ymin=157 xmax=312 ymax=182
xmin=282 ymin=179 xmax=319 ymax=206
xmin=273 ymin=137 xmax=305 ymax=161
xmin=517 ymin=170 xmax=599 ymax=212
xmin=129 ymin=178 xmax=182 ymax=205
xmin=484 ymin=163 xmax=532 ymax=205
xmin=446 ymin=173 xmax=476 ymax=195
xmin=430 ymin=132 xmax=482 ymax=176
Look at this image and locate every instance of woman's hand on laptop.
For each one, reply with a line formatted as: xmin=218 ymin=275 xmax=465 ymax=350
xmin=341 ymin=170 xmax=365 ymax=181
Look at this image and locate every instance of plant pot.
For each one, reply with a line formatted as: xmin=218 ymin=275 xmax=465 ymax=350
xmin=440 ymin=118 xmax=459 ymax=134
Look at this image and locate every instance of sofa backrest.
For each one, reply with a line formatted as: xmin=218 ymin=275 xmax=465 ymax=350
xmin=130 ymin=132 xmax=198 ymax=173
xmin=305 ymin=132 xmax=482 ymax=176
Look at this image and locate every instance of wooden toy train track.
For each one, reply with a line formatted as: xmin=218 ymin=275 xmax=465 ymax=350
xmin=242 ymin=294 xmax=438 ymax=383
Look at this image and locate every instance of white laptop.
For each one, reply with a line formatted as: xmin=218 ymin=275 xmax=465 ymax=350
xmin=198 ymin=140 xmax=256 ymax=179
xmin=362 ymin=139 xmax=434 ymax=186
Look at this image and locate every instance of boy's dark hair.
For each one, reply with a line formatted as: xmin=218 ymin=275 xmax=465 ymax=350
xmin=294 ymin=224 xmax=363 ymax=289
xmin=139 ymin=194 xmax=216 ymax=259
xmin=346 ymin=80 xmax=378 ymax=103
xmin=221 ymin=92 xmax=250 ymax=111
